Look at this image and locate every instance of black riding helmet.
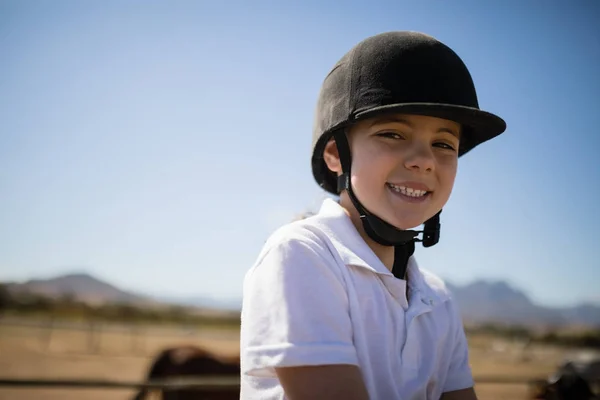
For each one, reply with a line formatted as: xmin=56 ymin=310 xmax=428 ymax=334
xmin=310 ymin=31 xmax=507 ymax=279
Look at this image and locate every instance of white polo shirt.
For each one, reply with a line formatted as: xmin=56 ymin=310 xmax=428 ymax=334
xmin=240 ymin=198 xmax=473 ymax=400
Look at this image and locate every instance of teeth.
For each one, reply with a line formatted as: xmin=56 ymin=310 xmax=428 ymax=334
xmin=388 ymin=184 xmax=428 ymax=197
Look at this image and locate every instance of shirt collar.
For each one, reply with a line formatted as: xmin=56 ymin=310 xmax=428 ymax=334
xmin=316 ymin=198 xmax=391 ymax=276
xmin=315 ymin=198 xmax=448 ymax=305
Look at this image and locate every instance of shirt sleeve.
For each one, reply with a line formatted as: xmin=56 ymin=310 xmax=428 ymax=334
xmin=443 ymin=298 xmax=475 ymax=392
xmin=240 ymin=229 xmax=358 ymax=378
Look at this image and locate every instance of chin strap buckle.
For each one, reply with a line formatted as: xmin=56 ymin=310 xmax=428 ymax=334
xmin=416 ymin=212 xmax=441 ymax=248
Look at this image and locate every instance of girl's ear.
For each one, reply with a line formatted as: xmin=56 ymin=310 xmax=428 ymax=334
xmin=323 ymin=138 xmax=342 ymax=176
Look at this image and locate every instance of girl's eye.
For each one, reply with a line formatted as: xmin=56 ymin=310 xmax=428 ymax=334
xmin=377 ymin=131 xmax=404 ymax=140
xmin=433 ymin=142 xmax=457 ymax=151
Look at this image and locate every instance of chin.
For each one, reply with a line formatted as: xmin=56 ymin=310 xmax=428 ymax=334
xmin=387 ymin=217 xmax=424 ymax=231
xmin=385 ymin=208 xmax=441 ymax=231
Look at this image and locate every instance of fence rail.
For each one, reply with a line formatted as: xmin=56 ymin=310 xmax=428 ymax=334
xmin=0 ymin=317 xmax=212 ymax=337
xmin=0 ymin=316 xmax=237 ymax=356
xmin=0 ymin=376 xmax=568 ymax=391
xmin=0 ymin=377 xmax=240 ymax=390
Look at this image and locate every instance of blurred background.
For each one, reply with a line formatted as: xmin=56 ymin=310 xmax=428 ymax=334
xmin=1 ymin=1 xmax=599 ymax=399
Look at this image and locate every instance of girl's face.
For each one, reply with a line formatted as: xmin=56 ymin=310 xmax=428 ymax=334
xmin=324 ymin=113 xmax=460 ymax=230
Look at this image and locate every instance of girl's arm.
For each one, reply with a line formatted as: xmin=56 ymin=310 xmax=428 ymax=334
xmin=241 ymin=229 xmax=361 ymax=396
xmin=276 ymin=364 xmax=369 ymax=400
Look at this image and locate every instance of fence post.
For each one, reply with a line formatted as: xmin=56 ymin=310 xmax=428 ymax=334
xmin=43 ymin=317 xmax=55 ymax=352
xmin=131 ymin=323 xmax=145 ymax=356
xmin=87 ymin=321 xmax=101 ymax=354
xmin=94 ymin=322 xmax=102 ymax=354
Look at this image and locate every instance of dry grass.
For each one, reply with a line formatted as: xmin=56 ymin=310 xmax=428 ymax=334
xmin=0 ymin=321 xmax=239 ymax=400
xmin=0 ymin=320 xmax=583 ymax=400
xmin=467 ymin=333 xmax=570 ymax=400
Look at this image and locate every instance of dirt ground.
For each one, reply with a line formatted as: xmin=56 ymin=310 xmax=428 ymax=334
xmin=0 ymin=319 xmax=588 ymax=400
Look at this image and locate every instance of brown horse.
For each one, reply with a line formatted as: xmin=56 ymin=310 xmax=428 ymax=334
xmin=132 ymin=345 xmax=240 ymax=400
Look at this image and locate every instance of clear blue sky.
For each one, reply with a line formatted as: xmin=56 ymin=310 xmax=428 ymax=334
xmin=1 ymin=0 xmax=599 ymax=308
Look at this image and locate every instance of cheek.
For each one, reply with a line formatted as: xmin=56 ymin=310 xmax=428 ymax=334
xmin=351 ymin=147 xmax=392 ymax=187
xmin=437 ymin=160 xmax=458 ymax=195
xmin=349 ymin=146 xmax=392 ymax=200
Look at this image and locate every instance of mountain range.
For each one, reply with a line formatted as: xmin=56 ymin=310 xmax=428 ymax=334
xmin=3 ymin=272 xmax=599 ymax=328
xmin=445 ymin=280 xmax=600 ymax=329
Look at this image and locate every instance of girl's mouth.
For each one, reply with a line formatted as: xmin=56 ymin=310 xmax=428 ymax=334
xmin=386 ymin=183 xmax=431 ymax=203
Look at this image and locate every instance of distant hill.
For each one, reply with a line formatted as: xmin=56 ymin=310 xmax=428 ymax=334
xmin=445 ymin=280 xmax=600 ymax=329
xmin=2 ymin=273 xmax=236 ymax=313
xmin=3 ymin=272 xmax=599 ymax=328
xmin=4 ymin=273 xmax=150 ymax=306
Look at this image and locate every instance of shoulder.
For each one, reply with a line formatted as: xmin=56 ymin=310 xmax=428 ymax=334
xmin=267 ymin=215 xmax=324 ymax=247
xmin=246 ymin=215 xmax=344 ymax=282
xmin=258 ymin=216 xmax=331 ymax=262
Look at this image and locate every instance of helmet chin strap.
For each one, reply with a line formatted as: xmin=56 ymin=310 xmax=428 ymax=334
xmin=333 ymin=130 xmax=441 ymax=280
